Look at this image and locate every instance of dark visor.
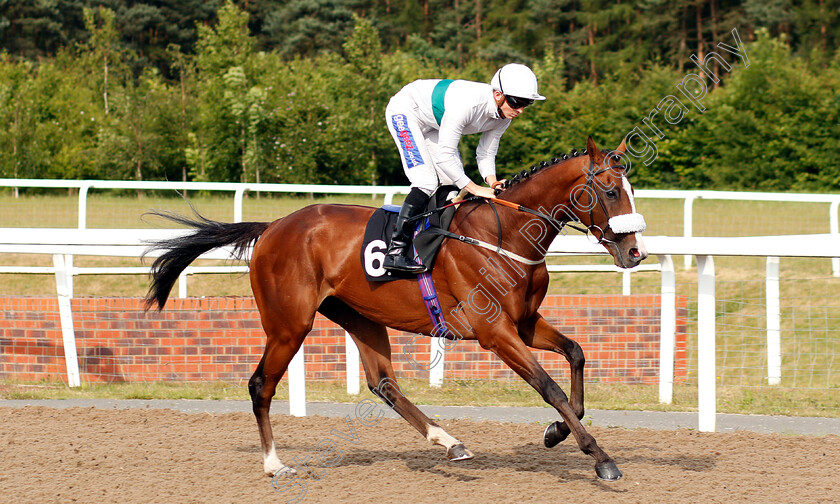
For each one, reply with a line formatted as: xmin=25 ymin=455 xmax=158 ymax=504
xmin=505 ymin=95 xmax=534 ymax=109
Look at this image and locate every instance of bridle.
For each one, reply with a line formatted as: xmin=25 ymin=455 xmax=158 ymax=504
xmin=577 ymin=159 xmax=626 ymax=245
xmin=492 ymin=159 xmax=641 ymax=246
xmin=407 ymin=156 xmax=645 ymax=263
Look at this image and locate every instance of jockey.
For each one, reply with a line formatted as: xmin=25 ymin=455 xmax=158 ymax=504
xmin=383 ymin=63 xmax=545 ymax=274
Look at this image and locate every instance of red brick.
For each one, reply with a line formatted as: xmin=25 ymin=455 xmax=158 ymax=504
xmin=1 ymin=294 xmax=687 ymax=383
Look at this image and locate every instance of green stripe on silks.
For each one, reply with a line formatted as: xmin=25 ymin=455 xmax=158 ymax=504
xmin=432 ymin=79 xmax=454 ymax=126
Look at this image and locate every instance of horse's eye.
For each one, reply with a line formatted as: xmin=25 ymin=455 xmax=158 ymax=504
xmin=606 ymin=190 xmax=618 ymax=200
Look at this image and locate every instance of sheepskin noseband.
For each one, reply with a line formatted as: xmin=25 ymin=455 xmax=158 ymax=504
xmin=608 ymin=213 xmax=646 ymax=234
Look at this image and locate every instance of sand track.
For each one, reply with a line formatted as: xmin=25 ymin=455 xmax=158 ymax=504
xmin=1 ymin=406 xmax=837 ymax=503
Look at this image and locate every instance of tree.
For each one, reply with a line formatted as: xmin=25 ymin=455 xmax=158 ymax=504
xmin=26 ymin=50 xmax=104 ymax=180
xmin=115 ymin=0 xmax=221 ymax=73
xmin=0 ymin=57 xmax=36 ymax=183
xmin=262 ymin=0 xmax=356 ymax=59
xmin=659 ymin=30 xmax=840 ymax=191
xmin=193 ymin=0 xmax=257 ymax=182
xmin=95 ymin=67 xmax=173 ymax=183
xmin=80 ymin=6 xmax=123 ymax=115
xmin=166 ymin=43 xmax=196 ymax=182
xmin=0 ymin=0 xmax=86 ymax=60
xmin=222 ymin=65 xmax=268 ymax=184
xmin=343 ymin=15 xmax=384 ymax=185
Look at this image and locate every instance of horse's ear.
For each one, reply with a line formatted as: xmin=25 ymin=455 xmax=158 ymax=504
xmin=586 ymin=136 xmax=598 ymax=162
xmin=616 ymin=136 xmax=627 ymax=154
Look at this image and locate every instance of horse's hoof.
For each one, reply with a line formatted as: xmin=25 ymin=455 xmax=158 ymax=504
xmin=543 ymin=420 xmax=569 ymax=448
xmin=268 ymin=465 xmax=297 ymax=478
xmin=595 ymin=460 xmax=623 ymax=481
xmin=447 ymin=443 xmax=474 ymax=461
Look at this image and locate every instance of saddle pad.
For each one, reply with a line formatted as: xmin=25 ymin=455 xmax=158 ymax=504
xmin=361 ymin=186 xmax=458 ymax=282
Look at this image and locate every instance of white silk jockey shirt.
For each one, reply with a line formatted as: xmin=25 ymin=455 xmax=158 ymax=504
xmin=385 ymin=79 xmax=511 ymax=192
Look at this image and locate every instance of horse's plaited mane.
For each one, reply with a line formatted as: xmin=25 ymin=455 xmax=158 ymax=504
xmin=497 ymin=147 xmax=589 ymax=193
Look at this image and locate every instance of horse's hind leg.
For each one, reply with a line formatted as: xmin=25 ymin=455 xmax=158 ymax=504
xmin=319 ymin=297 xmax=473 ymax=461
xmin=248 ymin=338 xmax=303 ymax=476
xmin=521 ymin=315 xmax=585 ymax=447
xmin=249 ymin=291 xmax=317 ymax=476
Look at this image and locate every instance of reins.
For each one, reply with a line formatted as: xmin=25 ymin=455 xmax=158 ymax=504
xmin=419 ymin=227 xmax=546 ymax=265
xmin=406 ymin=193 xmax=585 ymax=236
xmin=405 ymin=196 xmax=482 ymax=223
xmin=403 ymin=159 xmax=634 ymax=265
xmin=488 ymin=198 xmax=589 ymax=237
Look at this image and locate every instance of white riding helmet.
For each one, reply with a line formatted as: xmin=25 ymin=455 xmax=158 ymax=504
xmin=490 ymin=63 xmax=546 ymax=101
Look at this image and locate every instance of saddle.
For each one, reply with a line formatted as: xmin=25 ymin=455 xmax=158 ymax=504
xmin=361 ymin=185 xmax=459 ymax=282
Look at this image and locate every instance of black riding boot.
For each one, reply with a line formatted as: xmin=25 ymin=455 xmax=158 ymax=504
xmin=383 ymin=190 xmax=429 ymax=274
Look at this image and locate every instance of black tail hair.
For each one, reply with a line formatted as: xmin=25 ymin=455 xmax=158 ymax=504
xmin=142 ymin=210 xmax=270 ymax=311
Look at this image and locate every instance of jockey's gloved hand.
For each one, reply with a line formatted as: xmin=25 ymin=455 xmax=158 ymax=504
xmin=491 ymin=179 xmax=507 ymax=195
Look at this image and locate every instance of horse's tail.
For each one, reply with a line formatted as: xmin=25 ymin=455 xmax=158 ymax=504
xmin=142 ymin=210 xmax=270 ymax=311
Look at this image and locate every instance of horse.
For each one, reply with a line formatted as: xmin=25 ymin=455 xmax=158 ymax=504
xmin=143 ymin=136 xmax=648 ymax=482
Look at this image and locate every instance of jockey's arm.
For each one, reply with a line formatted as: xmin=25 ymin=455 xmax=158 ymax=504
xmin=464 ymin=180 xmax=496 ymax=199
xmin=476 ymin=123 xmax=510 ymax=193
xmin=435 ymin=117 xmax=471 ymax=189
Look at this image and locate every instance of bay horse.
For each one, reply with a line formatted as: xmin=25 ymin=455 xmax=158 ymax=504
xmin=143 ymin=136 xmax=648 ymax=481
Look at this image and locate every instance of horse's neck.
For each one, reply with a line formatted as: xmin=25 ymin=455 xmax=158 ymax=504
xmin=497 ymin=161 xmax=583 ymax=254
xmin=507 ymin=161 xmax=581 ymax=219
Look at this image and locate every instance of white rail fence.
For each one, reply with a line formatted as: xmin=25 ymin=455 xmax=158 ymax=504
xmin=2 ymin=227 xmax=839 ymax=431
xmin=634 ymin=189 xmax=840 ymax=273
xmin=0 ymin=178 xmax=410 ymax=228
xmin=2 ymin=178 xmax=839 ymax=275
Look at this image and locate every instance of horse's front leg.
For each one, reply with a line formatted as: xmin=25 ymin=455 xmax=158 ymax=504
xmin=482 ymin=323 xmax=622 ymax=481
xmin=520 ymin=315 xmax=584 ymax=448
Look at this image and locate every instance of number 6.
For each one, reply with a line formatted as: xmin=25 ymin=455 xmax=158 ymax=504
xmin=364 ymin=240 xmax=387 ymax=277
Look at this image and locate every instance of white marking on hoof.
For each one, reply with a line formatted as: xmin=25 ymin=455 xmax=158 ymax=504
xmin=446 ymin=443 xmax=474 ymax=461
xmin=426 ymin=425 xmax=461 ymax=450
xmin=270 ymin=465 xmax=297 ymax=478
xmin=264 ymin=443 xmax=295 ymax=477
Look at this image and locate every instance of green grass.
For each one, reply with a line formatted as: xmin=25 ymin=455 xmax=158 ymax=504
xmin=0 ymin=380 xmax=250 ymax=400
xmin=1 ymin=191 xmax=839 ymax=417
xmin=2 ymin=379 xmax=836 ymax=418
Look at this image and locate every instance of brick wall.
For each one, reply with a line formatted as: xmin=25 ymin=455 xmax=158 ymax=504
xmin=0 ymin=295 xmax=687 ymax=385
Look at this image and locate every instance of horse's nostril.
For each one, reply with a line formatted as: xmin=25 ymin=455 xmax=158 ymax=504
xmin=630 ymin=248 xmax=640 ymax=259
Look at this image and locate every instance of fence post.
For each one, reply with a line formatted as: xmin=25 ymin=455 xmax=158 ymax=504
xmin=384 ymin=189 xmax=410 ymax=206
xmin=64 ymin=254 xmax=74 ymax=297
xmin=234 ymin=187 xmax=247 ymax=223
xmin=288 ymin=347 xmax=306 ymax=416
xmin=766 ymin=256 xmax=781 ymax=385
xmin=429 ymin=338 xmax=445 ymax=388
xmin=178 ymin=271 xmax=188 ymax=298
xmin=72 ymin=183 xmax=91 ymax=298
xmin=345 ymin=331 xmax=360 ymax=395
xmin=78 ymin=183 xmax=91 ymax=230
xmin=53 ymin=254 xmax=81 ymax=387
xmin=658 ymin=255 xmax=676 ymax=404
xmin=622 ymin=270 xmax=631 ymax=295
xmin=696 ymin=255 xmax=716 ymax=432
xmin=683 ymin=195 xmax=697 ymax=269
xmin=831 ymin=200 xmax=839 ymax=277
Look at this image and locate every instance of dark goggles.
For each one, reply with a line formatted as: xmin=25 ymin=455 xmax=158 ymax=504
xmin=505 ymin=95 xmax=534 ymax=109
